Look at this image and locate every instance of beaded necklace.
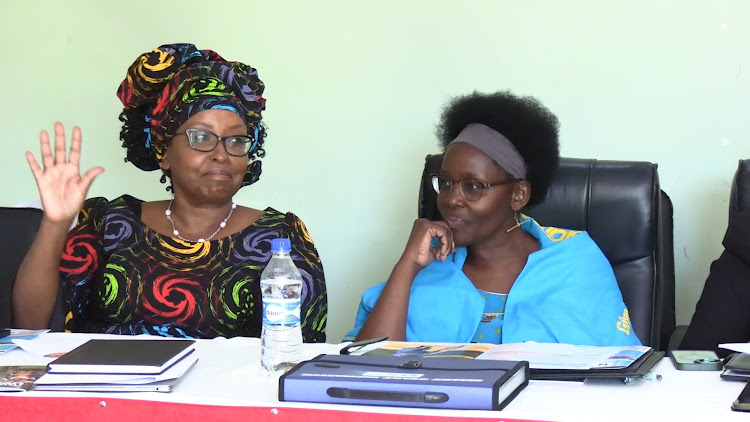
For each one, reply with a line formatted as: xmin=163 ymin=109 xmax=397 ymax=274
xmin=165 ymin=199 xmax=236 ymax=243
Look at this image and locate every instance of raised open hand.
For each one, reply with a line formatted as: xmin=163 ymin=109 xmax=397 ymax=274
xmin=26 ymin=122 xmax=105 ymax=223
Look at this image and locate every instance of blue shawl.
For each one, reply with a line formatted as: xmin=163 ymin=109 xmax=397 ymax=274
xmin=345 ymin=217 xmax=641 ymax=346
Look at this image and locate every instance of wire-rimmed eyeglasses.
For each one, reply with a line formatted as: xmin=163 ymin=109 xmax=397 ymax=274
xmin=430 ymin=174 xmax=518 ymax=202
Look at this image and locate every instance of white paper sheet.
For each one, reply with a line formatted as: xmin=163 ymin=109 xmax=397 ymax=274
xmin=719 ymin=343 xmax=750 ymax=354
xmin=1 ymin=330 xmax=52 ymax=355
xmin=13 ymin=336 xmax=88 ymax=358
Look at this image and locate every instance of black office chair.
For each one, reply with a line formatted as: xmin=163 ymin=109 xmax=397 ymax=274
xmin=0 ymin=207 xmax=64 ymax=330
xmin=419 ymin=155 xmax=676 ymax=350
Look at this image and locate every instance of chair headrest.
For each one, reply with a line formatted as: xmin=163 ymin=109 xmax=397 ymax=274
xmin=730 ymin=159 xmax=750 ymax=220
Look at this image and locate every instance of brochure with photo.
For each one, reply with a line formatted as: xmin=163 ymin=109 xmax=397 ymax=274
xmin=363 ymin=341 xmax=492 ymax=359
xmin=0 ymin=366 xmax=48 ymax=392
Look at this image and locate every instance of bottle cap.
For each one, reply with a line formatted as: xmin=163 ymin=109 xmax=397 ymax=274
xmin=270 ymin=238 xmax=292 ymax=253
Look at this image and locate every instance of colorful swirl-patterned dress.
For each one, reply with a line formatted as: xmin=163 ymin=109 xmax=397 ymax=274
xmin=58 ymin=195 xmax=327 ymax=342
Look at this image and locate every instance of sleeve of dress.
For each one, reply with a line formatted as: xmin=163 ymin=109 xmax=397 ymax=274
xmin=342 ymin=282 xmax=386 ymax=342
xmin=58 ymin=197 xmax=108 ymax=332
xmin=285 ymin=212 xmax=327 ymax=343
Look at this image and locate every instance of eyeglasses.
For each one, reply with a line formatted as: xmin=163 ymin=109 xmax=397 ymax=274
xmin=174 ymin=127 xmax=259 ymax=157
xmin=430 ymin=174 xmax=518 ymax=202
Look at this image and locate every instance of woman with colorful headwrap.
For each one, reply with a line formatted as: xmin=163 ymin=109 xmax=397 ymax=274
xmin=13 ymin=43 xmax=328 ymax=342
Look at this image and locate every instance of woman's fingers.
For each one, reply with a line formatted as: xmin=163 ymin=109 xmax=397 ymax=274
xmin=79 ymin=166 xmax=105 ymax=192
xmin=25 ymin=151 xmax=44 ymax=182
xmin=428 ymin=221 xmax=454 ymax=261
xmin=36 ymin=123 xmax=85 ymax=172
xmin=39 ymin=130 xmax=54 ymax=170
xmin=53 ymin=122 xmax=67 ymax=165
xmin=405 ymin=219 xmax=458 ymax=267
xmin=68 ymin=126 xmax=83 ymax=166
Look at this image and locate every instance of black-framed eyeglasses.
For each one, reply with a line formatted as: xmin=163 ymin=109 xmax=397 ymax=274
xmin=174 ymin=127 xmax=259 ymax=157
xmin=430 ymin=173 xmax=518 ymax=202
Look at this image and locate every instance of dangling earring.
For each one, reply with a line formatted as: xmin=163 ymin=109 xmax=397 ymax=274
xmin=160 ymin=172 xmax=173 ymax=193
xmin=506 ymin=212 xmax=528 ymax=233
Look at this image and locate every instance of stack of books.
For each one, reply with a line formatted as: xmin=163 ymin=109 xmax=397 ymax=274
xmin=33 ymin=339 xmax=198 ymax=392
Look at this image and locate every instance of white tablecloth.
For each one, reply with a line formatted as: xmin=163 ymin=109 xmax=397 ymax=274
xmin=0 ymin=333 xmax=746 ymax=422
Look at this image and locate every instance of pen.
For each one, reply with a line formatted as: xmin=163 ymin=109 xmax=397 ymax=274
xmin=340 ymin=336 xmax=388 ymax=355
xmin=642 ymin=371 xmax=662 ymax=381
xmin=623 ymin=371 xmax=662 ymax=384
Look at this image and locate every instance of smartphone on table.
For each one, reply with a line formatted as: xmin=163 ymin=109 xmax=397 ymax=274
xmin=668 ymin=350 xmax=723 ymax=371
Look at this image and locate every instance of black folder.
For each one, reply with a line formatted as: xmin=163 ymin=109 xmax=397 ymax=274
xmin=725 ymin=353 xmax=750 ymax=372
xmin=529 ymin=349 xmax=664 ymax=381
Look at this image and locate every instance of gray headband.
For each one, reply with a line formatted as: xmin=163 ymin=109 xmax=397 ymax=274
xmin=448 ymin=123 xmax=527 ymax=179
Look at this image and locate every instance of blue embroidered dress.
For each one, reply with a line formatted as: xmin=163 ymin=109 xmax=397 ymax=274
xmin=473 ymin=291 xmax=508 ymax=343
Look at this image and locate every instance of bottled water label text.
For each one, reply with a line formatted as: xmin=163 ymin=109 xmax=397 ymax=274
xmin=262 ymin=299 xmax=301 ymax=325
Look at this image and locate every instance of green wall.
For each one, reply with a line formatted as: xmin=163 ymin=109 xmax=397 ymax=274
xmin=1 ymin=1 xmax=748 ymax=342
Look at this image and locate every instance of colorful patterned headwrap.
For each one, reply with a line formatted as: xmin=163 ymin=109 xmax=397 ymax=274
xmin=117 ymin=43 xmax=266 ymax=187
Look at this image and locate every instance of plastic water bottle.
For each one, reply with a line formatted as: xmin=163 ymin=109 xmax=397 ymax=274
xmin=260 ymin=238 xmax=303 ymax=375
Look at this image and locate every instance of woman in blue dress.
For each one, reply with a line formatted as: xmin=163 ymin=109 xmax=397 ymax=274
xmin=347 ymin=91 xmax=640 ymax=346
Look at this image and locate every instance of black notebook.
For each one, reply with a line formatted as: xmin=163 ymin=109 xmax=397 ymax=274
xmin=47 ymin=339 xmax=196 ymax=375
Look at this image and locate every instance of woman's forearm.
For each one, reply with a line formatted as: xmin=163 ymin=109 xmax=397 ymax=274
xmin=354 ymin=259 xmax=420 ymax=341
xmin=12 ymin=217 xmax=71 ymax=328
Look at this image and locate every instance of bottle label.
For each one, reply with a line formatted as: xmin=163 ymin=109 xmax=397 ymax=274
xmin=262 ymin=298 xmax=301 ymax=326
